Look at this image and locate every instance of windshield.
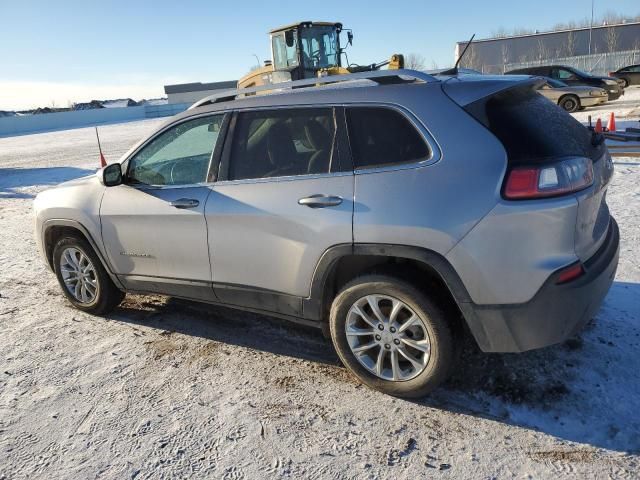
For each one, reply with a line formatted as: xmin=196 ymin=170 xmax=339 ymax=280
xmin=299 ymin=26 xmax=339 ymax=70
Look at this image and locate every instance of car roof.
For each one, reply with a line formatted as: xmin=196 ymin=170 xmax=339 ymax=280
xmin=178 ymin=81 xmax=433 ymax=116
xmin=152 ymin=71 xmax=539 ymax=133
xmin=118 ymin=72 xmax=539 ymax=163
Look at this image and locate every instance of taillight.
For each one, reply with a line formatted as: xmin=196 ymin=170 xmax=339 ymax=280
xmin=556 ymin=263 xmax=584 ymax=284
xmin=503 ymin=157 xmax=594 ymax=200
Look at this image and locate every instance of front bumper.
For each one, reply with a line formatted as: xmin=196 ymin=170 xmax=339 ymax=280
xmin=461 ymin=217 xmax=619 ymax=352
xmin=606 ymin=87 xmax=623 ymax=100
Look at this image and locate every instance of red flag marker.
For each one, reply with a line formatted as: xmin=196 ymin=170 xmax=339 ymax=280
xmin=95 ymin=127 xmax=107 ymax=167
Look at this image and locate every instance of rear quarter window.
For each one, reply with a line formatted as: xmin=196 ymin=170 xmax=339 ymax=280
xmin=346 ymin=107 xmax=430 ymax=169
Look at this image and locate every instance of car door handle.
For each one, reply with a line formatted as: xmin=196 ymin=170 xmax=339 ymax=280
xmin=170 ymin=198 xmax=200 ymax=209
xmin=298 ymin=194 xmax=343 ymax=208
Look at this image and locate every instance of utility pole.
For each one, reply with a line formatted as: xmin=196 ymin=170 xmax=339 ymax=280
xmin=588 ymin=0 xmax=594 ymax=55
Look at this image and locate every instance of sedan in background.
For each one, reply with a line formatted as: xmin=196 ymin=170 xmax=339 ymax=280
xmin=537 ymin=77 xmax=608 ymax=112
xmin=507 ymin=65 xmax=624 ymax=100
xmin=609 ymin=65 xmax=640 ymax=88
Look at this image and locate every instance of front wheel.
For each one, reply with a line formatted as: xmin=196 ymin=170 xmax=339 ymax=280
xmin=559 ymin=95 xmax=580 ymax=113
xmin=329 ymin=275 xmax=455 ymax=398
xmin=53 ymin=236 xmax=125 ymax=314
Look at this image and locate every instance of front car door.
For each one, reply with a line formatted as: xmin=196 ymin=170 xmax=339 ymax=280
xmin=205 ymin=106 xmax=353 ymax=317
xmin=100 ymin=113 xmax=228 ymax=301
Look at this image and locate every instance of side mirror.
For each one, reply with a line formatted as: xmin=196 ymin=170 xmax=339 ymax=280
xmin=101 ymin=163 xmax=122 ymax=187
xmin=284 ymin=30 xmax=295 ymax=48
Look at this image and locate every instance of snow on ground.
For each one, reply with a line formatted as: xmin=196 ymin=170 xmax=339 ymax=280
xmin=572 ymin=85 xmax=640 ymax=128
xmin=0 ymin=104 xmax=639 ymax=479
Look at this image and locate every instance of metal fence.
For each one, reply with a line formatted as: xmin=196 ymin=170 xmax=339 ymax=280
xmin=482 ymin=49 xmax=640 ymax=76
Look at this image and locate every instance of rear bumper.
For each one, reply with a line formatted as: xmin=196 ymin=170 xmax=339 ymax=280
xmin=461 ymin=217 xmax=619 ymax=353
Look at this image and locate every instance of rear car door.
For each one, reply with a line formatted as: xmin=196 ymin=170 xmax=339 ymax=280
xmin=538 ymin=81 xmax=561 ymax=102
xmin=205 ymin=106 xmax=353 ymax=316
xmin=347 ymin=106 xmax=439 ymax=247
xmin=100 ymin=113 xmax=227 ymax=301
xmin=628 ymin=65 xmax=640 ymax=85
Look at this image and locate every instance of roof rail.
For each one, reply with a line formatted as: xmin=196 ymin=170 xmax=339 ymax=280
xmin=188 ymin=69 xmax=438 ymax=110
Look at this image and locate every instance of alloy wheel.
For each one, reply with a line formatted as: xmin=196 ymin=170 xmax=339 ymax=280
xmin=59 ymin=247 xmax=99 ymax=304
xmin=345 ymin=294 xmax=431 ymax=381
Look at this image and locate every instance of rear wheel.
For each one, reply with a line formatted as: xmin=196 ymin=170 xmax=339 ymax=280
xmin=559 ymin=95 xmax=580 ymax=113
xmin=329 ymin=275 xmax=455 ymax=398
xmin=620 ymin=78 xmax=629 ymax=88
xmin=53 ymin=236 xmax=124 ymax=314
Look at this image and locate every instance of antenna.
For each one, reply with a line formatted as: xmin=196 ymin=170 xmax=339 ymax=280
xmin=440 ymin=33 xmax=476 ymax=76
xmin=454 ymin=33 xmax=476 ymax=70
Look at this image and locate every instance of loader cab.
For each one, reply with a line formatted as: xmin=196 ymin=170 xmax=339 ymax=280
xmin=270 ymin=22 xmax=344 ymax=81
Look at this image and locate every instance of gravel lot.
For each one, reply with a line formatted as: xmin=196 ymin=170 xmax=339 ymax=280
xmin=1 ymin=101 xmax=639 ymax=479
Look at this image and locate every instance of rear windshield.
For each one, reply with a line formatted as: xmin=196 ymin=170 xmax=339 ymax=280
xmin=465 ymin=85 xmax=604 ymax=164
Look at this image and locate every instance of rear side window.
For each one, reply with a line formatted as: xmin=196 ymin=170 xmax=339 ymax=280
xmin=228 ymin=108 xmax=337 ymax=180
xmin=466 ymin=85 xmax=603 ymax=164
xmin=346 ymin=107 xmax=430 ymax=169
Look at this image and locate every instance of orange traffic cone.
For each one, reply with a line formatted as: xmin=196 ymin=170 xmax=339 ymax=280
xmin=595 ymin=118 xmax=603 ymax=133
xmin=607 ymin=112 xmax=616 ymax=133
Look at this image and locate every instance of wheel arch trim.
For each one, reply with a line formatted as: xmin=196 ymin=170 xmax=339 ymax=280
xmin=41 ymin=218 xmax=124 ymax=290
xmin=303 ymin=243 xmax=473 ymax=321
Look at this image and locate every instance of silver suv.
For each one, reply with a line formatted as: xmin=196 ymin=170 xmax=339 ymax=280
xmin=34 ymin=70 xmax=619 ymax=397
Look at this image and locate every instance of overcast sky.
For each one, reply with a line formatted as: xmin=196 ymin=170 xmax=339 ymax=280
xmin=1 ymin=0 xmax=639 ymax=110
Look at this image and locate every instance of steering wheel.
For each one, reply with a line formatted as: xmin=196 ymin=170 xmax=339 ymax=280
xmin=170 ymin=159 xmax=192 ymax=185
xmin=311 ymin=48 xmax=322 ymax=62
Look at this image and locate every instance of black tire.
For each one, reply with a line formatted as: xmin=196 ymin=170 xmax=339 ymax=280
xmin=329 ymin=275 xmax=455 ymax=398
xmin=559 ymin=95 xmax=580 ymax=113
xmin=53 ymin=235 xmax=125 ymax=314
xmin=620 ymin=78 xmax=629 ymax=89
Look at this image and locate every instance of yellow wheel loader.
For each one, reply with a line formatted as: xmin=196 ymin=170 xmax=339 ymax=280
xmin=238 ymin=21 xmax=404 ymax=89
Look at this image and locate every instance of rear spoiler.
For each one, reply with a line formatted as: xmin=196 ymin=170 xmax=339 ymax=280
xmin=441 ymin=75 xmax=544 ymax=107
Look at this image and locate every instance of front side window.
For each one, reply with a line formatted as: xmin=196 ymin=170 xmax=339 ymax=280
xmin=346 ymin=107 xmax=430 ymax=169
xmin=228 ymin=108 xmax=336 ymax=180
xmin=128 ymin=115 xmax=224 ymax=186
xmin=555 ymin=68 xmax=577 ymax=80
xmin=271 ymin=33 xmax=299 ymax=70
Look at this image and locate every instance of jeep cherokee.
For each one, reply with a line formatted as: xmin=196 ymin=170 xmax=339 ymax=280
xmin=34 ymin=70 xmax=619 ymax=397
